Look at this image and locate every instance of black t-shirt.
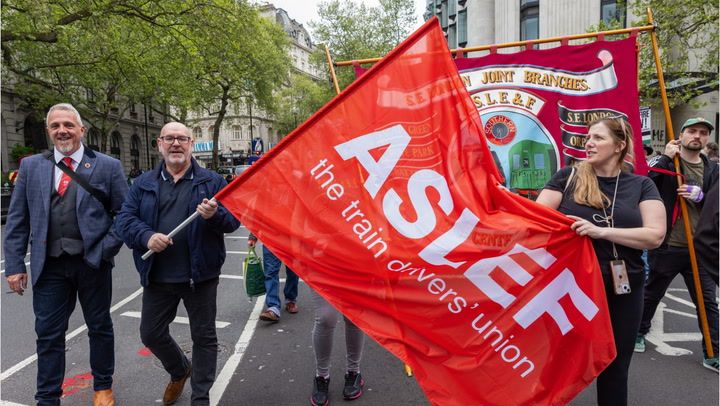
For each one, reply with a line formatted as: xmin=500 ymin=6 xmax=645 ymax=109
xmin=544 ymin=166 xmax=662 ymax=274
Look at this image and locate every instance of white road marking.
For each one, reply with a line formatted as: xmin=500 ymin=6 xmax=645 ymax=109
xmin=220 ymin=274 xmax=295 ymax=283
xmin=0 ymin=400 xmax=30 ymax=405
xmin=120 ymin=311 xmax=230 ymax=329
xmin=663 ymin=308 xmax=698 ymax=318
xmin=665 ymin=292 xmax=697 ymax=309
xmin=646 ymin=302 xmax=695 ymax=356
xmin=210 ymin=296 xmax=265 ymax=405
xmin=227 ymin=251 xmax=248 ymax=255
xmin=220 ymin=274 xmax=244 ymax=280
xmin=0 ymin=287 xmax=144 ymax=381
xmin=224 ymin=236 xmax=248 ymax=240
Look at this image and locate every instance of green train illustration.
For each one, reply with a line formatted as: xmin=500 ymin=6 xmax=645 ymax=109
xmin=508 ymin=140 xmax=558 ymax=199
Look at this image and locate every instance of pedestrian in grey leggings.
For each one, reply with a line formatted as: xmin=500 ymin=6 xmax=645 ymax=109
xmin=309 ymin=289 xmax=365 ymax=406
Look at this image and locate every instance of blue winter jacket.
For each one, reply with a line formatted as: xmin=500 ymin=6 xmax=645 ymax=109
xmin=115 ymin=158 xmax=240 ymax=287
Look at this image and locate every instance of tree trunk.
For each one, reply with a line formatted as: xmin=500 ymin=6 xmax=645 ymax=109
xmin=212 ymin=85 xmax=230 ymax=169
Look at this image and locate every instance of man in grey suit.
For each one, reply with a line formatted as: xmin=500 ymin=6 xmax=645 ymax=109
xmin=3 ymin=103 xmax=128 ymax=406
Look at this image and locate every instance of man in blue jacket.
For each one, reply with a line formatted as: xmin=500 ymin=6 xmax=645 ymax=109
xmin=4 ymin=103 xmax=127 ymax=406
xmin=115 ymin=122 xmax=240 ymax=405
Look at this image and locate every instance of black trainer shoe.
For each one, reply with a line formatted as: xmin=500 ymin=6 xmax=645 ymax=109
xmin=342 ymin=371 xmax=364 ymax=400
xmin=310 ymin=375 xmax=330 ymax=406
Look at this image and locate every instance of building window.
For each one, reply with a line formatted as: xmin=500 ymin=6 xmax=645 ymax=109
xmin=601 ymin=0 xmax=626 ymax=26
xmin=448 ymin=0 xmax=456 ymax=16
xmin=130 ymin=134 xmax=140 ymax=169
xmin=448 ymin=25 xmax=457 ymax=48
xmin=208 ymin=125 xmax=214 ymax=139
xmin=193 ymin=127 xmax=202 ymax=139
xmin=440 ymin=1 xmax=448 ymax=28
xmin=233 ymin=125 xmax=241 ymax=140
xmin=110 ymin=131 xmax=122 ymax=159
xmin=249 ymin=125 xmax=256 ymax=140
xmin=23 ymin=114 xmax=47 ymax=152
xmin=86 ymin=128 xmax=100 ymax=151
xmin=520 ymin=0 xmax=539 ymax=41
xmin=458 ymin=9 xmax=468 ymax=47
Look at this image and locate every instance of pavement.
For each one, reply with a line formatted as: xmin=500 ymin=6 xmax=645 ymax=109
xmin=1 ymin=226 xmax=718 ymax=405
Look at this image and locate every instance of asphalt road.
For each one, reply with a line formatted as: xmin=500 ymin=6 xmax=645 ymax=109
xmin=0 ymin=226 xmax=717 ymax=405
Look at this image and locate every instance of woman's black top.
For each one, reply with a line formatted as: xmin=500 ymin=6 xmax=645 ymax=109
xmin=544 ymin=166 xmax=662 ymax=274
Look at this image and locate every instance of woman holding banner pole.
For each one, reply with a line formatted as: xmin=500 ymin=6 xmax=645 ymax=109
xmin=536 ymin=117 xmax=666 ymax=405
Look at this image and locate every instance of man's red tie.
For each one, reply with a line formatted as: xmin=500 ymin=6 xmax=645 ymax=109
xmin=57 ymin=157 xmax=74 ymax=197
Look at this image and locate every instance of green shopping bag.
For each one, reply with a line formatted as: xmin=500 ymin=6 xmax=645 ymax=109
xmin=243 ymin=245 xmax=266 ymax=297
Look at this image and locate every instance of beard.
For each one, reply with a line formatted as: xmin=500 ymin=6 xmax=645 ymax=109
xmin=55 ymin=140 xmax=78 ymax=154
xmin=683 ymin=141 xmax=703 ymax=152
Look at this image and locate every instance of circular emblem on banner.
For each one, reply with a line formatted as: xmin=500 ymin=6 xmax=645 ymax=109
xmin=484 ymin=115 xmax=517 ymax=146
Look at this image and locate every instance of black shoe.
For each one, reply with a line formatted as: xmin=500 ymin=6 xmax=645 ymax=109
xmin=310 ymin=375 xmax=330 ymax=406
xmin=342 ymin=371 xmax=364 ymax=400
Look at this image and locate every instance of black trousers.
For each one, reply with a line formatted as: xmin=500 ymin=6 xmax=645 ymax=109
xmin=139 ymin=277 xmax=219 ymax=406
xmin=597 ymin=270 xmax=645 ymax=406
xmin=33 ymin=255 xmax=114 ymax=406
xmin=639 ymin=246 xmax=719 ymax=357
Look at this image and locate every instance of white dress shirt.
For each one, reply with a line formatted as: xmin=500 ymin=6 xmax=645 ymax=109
xmin=53 ymin=144 xmax=85 ymax=192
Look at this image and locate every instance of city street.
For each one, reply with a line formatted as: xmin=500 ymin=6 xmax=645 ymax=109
xmin=1 ymin=226 xmax=717 ymax=405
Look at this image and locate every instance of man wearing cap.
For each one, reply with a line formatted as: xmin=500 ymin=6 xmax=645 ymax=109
xmin=635 ymin=117 xmax=719 ymax=372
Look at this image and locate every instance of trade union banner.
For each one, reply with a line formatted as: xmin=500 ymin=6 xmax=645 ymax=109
xmin=355 ymin=36 xmax=646 ymax=199
xmin=217 ymin=18 xmax=616 ymax=406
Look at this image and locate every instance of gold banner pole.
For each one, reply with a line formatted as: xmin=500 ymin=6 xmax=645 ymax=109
xmin=334 ymin=25 xmax=655 ymax=67
xmin=324 ymin=45 xmax=341 ymax=95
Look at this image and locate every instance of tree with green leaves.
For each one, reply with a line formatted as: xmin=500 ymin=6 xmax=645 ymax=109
xmin=2 ymin=1 xmax=211 ymax=150
xmin=272 ymin=72 xmax=335 ymax=136
xmin=2 ymin=0 xmax=291 ymax=168
xmin=585 ymin=1 xmax=717 ymax=109
xmin=176 ymin=2 xmax=290 ymax=168
xmin=310 ymin=0 xmax=417 ymax=89
xmin=629 ymin=0 xmax=718 ymax=108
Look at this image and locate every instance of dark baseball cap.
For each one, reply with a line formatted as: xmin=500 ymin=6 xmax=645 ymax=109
xmin=681 ymin=117 xmax=714 ymax=132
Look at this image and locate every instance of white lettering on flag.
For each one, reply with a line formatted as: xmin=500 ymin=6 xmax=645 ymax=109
xmin=513 ymin=269 xmax=599 ymax=335
xmin=334 ymin=125 xmax=410 ymax=198
xmin=464 ymin=244 xmax=554 ymax=308
xmin=383 ymin=169 xmax=454 ymax=239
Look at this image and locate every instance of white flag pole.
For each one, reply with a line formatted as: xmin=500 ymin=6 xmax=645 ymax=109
xmin=141 ymin=197 xmax=217 ymax=260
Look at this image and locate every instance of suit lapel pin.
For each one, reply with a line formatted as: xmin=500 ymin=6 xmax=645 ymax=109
xmin=84 ymin=162 xmax=91 ymax=169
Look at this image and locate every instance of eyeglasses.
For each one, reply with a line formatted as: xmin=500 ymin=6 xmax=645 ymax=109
xmin=159 ymin=136 xmax=192 ymax=145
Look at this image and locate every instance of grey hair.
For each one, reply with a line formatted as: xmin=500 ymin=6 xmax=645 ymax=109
xmin=46 ymin=103 xmax=84 ymax=127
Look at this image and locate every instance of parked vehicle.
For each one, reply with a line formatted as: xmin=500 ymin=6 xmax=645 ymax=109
xmin=234 ymin=165 xmax=251 ymax=176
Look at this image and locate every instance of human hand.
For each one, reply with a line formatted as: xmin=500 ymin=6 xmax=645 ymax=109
xmin=197 ymin=198 xmax=218 ymax=220
xmin=567 ymin=215 xmax=607 ymax=239
xmin=663 ymin=140 xmax=681 ymax=159
xmin=677 ymin=184 xmax=704 ymax=203
xmin=6 ymin=273 xmax=27 ymax=296
xmin=147 ymin=233 xmax=173 ymax=253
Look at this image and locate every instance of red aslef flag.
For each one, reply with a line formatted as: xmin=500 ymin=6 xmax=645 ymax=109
xmin=216 ymin=18 xmax=615 ymax=406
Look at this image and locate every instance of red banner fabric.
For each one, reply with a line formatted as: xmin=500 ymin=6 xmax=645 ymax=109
xmin=356 ymin=37 xmax=645 ymax=199
xmin=216 ymin=19 xmax=615 ymax=406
